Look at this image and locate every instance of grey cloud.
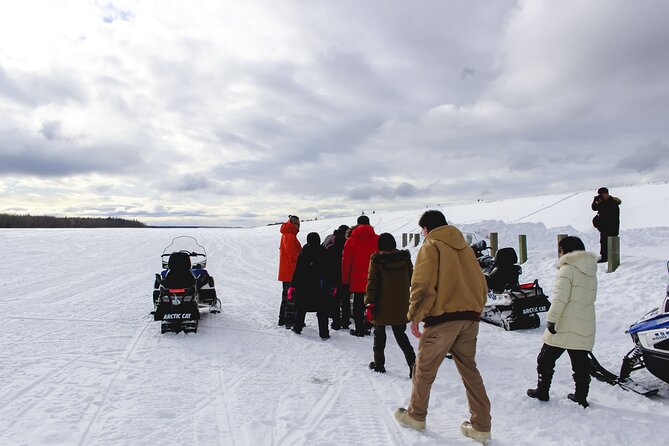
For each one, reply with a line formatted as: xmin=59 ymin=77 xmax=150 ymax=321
xmin=617 ymin=140 xmax=669 ymax=173
xmin=0 ymin=130 xmax=144 ymax=176
xmin=347 ymin=182 xmax=428 ymax=201
xmin=0 ymin=65 xmax=86 ymax=107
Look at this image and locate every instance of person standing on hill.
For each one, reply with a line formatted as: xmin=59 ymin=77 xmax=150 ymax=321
xmin=365 ymin=233 xmax=416 ymax=377
xmin=591 ymin=187 xmax=621 ymax=263
xmin=278 ymin=215 xmax=302 ymax=329
xmin=395 ymin=210 xmax=491 ymax=445
xmin=289 ymin=232 xmax=330 ymax=340
xmin=342 ymin=215 xmax=380 ymax=337
xmin=324 ymin=225 xmax=350 ymax=330
xmin=527 ymin=236 xmax=597 ymax=408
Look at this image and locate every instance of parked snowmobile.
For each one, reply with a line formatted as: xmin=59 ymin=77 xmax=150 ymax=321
xmin=590 ymin=261 xmax=669 ymax=395
xmin=152 ymin=236 xmax=221 ymax=334
xmin=472 ymin=242 xmax=551 ymax=331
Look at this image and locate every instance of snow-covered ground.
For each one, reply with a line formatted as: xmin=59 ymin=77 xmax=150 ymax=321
xmin=1 ymin=184 xmax=668 ymax=445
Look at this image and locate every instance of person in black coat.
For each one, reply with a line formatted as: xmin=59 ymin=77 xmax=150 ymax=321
xmin=324 ymin=225 xmax=350 ymax=330
xmin=591 ymin=187 xmax=621 ymax=263
xmin=290 ymin=232 xmax=330 ymax=339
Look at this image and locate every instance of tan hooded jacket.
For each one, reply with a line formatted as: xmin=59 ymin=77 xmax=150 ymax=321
xmin=408 ymin=225 xmax=488 ymax=324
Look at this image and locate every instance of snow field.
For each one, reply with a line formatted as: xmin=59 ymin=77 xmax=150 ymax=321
xmin=1 ymin=187 xmax=668 ymax=445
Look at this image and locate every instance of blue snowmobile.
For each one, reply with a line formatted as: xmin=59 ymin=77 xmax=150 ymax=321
xmin=590 ymin=260 xmax=669 ymax=395
xmin=152 ymin=236 xmax=221 ymax=334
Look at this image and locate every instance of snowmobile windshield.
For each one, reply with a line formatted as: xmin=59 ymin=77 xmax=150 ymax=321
xmin=161 ymin=236 xmax=207 ymax=269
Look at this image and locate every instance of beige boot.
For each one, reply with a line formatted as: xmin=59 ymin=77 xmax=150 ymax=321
xmin=460 ymin=421 xmax=491 ymax=445
xmin=394 ymin=408 xmax=426 ymax=432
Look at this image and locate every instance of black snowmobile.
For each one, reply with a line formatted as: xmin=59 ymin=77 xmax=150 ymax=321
xmin=152 ymin=236 xmax=221 ymax=334
xmin=589 ymin=261 xmax=669 ymax=396
xmin=471 ymin=240 xmax=551 ymax=331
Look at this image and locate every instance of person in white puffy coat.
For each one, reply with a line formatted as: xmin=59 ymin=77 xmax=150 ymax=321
xmin=527 ymin=236 xmax=598 ymax=408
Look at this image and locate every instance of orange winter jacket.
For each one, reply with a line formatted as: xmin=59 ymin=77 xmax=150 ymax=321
xmin=278 ymin=221 xmax=302 ymax=282
xmin=342 ymin=224 xmax=380 ymax=293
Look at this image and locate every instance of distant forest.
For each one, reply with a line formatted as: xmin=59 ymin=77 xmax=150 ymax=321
xmin=0 ymin=213 xmax=146 ymax=228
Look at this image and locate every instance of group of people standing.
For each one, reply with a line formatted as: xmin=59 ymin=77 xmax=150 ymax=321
xmin=277 ymin=201 xmax=603 ymax=445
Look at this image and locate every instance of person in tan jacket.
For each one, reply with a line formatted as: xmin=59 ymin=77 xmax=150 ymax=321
xmin=527 ymin=236 xmax=597 ymax=408
xmin=395 ymin=211 xmax=491 ymax=445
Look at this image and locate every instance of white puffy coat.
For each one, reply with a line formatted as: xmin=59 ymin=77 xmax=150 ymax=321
xmin=542 ymin=251 xmax=598 ymax=351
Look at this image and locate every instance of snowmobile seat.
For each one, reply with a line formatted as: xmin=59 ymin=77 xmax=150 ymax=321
xmin=163 ymin=252 xmax=196 ymax=289
xmin=485 ymin=247 xmax=521 ymax=292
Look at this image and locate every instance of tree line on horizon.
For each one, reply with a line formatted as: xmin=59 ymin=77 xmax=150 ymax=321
xmin=0 ymin=213 xmax=146 ymax=228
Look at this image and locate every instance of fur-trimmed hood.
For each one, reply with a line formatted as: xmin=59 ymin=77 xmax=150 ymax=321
xmin=558 ymin=251 xmax=598 ymax=277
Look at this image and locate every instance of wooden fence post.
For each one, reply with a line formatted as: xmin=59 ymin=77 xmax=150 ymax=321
xmin=490 ymin=232 xmax=498 ymax=257
xmin=557 ymin=234 xmax=568 ymax=257
xmin=607 ymin=236 xmax=620 ymax=273
xmin=402 ymin=233 xmax=408 ymax=248
xmin=518 ymin=234 xmax=527 ymax=264
xmin=414 ymin=233 xmax=421 ymax=247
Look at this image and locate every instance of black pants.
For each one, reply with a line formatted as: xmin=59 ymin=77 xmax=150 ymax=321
xmin=373 ymin=324 xmax=416 ymax=368
xmin=279 ymin=282 xmax=295 ymax=328
xmin=294 ymin=306 xmax=330 ymax=338
xmin=333 ymin=286 xmax=351 ymax=328
xmin=537 ymin=344 xmax=590 ymax=395
xmin=352 ymin=292 xmax=366 ymax=332
xmin=599 ymin=232 xmax=608 ymax=261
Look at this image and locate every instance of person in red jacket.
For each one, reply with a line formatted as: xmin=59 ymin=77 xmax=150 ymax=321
xmin=342 ymin=215 xmax=379 ymax=336
xmin=278 ymin=215 xmax=302 ymax=329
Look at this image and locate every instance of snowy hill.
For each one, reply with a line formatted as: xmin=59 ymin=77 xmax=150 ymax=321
xmin=0 ymin=182 xmax=668 ymax=445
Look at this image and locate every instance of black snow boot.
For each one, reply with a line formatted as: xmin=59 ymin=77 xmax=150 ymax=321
xmin=527 ymin=371 xmax=553 ymax=402
xmin=568 ymin=374 xmax=590 ymax=408
xmin=369 ymin=361 xmax=386 ymax=373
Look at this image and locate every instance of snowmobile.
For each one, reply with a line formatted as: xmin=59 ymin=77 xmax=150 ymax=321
xmin=471 ymin=241 xmax=551 ymax=331
xmin=589 ymin=261 xmax=669 ymax=396
xmin=152 ymin=236 xmax=221 ymax=334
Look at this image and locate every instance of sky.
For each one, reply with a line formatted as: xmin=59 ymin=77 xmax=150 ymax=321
xmin=1 ymin=0 xmax=668 ymax=226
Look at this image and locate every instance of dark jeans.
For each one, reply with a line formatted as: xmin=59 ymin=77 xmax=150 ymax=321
xmin=294 ymin=306 xmax=330 ymax=338
xmin=373 ymin=324 xmax=416 ymax=368
xmin=537 ymin=344 xmax=590 ymax=395
xmin=352 ymin=292 xmax=366 ymax=332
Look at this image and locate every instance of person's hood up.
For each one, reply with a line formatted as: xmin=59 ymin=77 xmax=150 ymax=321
xmin=371 ymin=250 xmax=412 ymax=270
xmin=350 ymin=224 xmax=377 ymax=239
xmin=425 ymin=225 xmax=468 ymax=250
xmin=280 ymin=221 xmax=298 ymax=235
xmin=558 ymin=251 xmax=598 ymax=277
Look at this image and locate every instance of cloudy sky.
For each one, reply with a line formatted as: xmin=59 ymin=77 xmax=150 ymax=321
xmin=1 ymin=0 xmax=668 ymax=226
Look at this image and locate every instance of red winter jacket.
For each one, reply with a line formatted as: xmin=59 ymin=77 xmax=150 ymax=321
xmin=278 ymin=221 xmax=302 ymax=282
xmin=342 ymin=224 xmax=380 ymax=293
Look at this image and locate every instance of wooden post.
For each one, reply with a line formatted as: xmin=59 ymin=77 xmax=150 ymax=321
xmin=557 ymin=234 xmax=568 ymax=257
xmin=402 ymin=233 xmax=408 ymax=248
xmin=490 ymin=232 xmax=498 ymax=257
xmin=518 ymin=234 xmax=527 ymax=264
xmin=607 ymin=236 xmax=620 ymax=273
xmin=414 ymin=233 xmax=421 ymax=247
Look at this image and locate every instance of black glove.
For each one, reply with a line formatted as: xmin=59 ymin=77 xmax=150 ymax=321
xmin=546 ymin=321 xmax=557 ymax=335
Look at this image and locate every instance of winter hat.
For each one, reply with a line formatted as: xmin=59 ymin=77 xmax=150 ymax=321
xmin=357 ymin=215 xmax=370 ymax=225
xmin=597 ymin=187 xmax=609 ymax=195
xmin=378 ymin=233 xmax=397 ymax=251
xmin=307 ymin=232 xmax=321 ymax=246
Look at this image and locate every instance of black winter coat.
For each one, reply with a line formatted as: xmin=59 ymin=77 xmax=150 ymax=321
xmin=324 ymin=233 xmax=346 ymax=287
xmin=291 ymin=243 xmax=328 ymax=311
xmin=592 ymin=196 xmax=621 ymax=235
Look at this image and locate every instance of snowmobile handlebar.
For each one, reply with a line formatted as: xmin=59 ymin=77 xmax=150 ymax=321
xmin=161 ymin=252 xmax=205 ymax=258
